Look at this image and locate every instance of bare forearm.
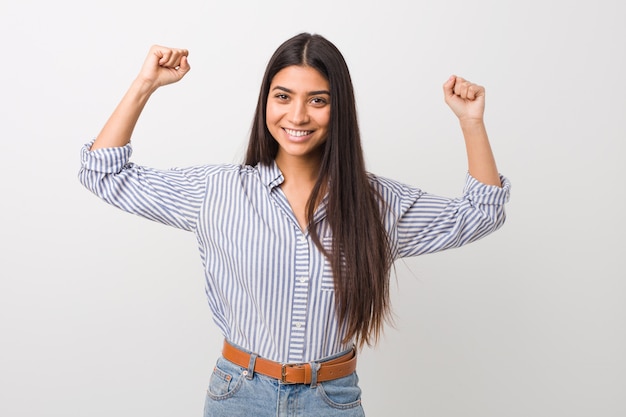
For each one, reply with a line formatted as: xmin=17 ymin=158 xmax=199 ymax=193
xmin=89 ymin=45 xmax=191 ymax=151
xmin=442 ymin=75 xmax=501 ymax=187
xmin=460 ymin=120 xmax=501 ymax=187
xmin=90 ymin=79 xmax=156 ymax=150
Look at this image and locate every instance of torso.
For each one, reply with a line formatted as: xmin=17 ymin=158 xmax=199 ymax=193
xmin=280 ymin=182 xmax=313 ymax=231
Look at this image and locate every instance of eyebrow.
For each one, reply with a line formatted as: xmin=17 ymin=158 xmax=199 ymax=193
xmin=272 ymin=86 xmax=330 ymax=96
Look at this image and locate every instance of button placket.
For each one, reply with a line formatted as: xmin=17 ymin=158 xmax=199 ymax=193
xmin=288 ymin=231 xmax=310 ymax=363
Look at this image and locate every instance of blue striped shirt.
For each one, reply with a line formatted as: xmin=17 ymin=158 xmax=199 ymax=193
xmin=79 ymin=141 xmax=510 ymax=363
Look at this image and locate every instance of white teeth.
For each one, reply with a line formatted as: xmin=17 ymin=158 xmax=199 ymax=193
xmin=284 ymin=128 xmax=311 ymax=137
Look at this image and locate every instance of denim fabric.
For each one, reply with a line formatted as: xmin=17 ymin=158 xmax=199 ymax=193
xmin=203 ymin=353 xmax=365 ymax=416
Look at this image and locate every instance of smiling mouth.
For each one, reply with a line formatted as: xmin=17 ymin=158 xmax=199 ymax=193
xmin=283 ymin=128 xmax=313 ymax=137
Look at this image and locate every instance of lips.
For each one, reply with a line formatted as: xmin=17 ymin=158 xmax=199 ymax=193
xmin=283 ymin=128 xmax=313 ymax=137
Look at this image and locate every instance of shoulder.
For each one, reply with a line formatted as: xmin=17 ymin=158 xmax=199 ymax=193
xmin=367 ymin=172 xmax=424 ymax=202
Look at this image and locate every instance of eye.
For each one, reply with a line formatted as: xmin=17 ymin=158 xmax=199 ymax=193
xmin=274 ymin=93 xmax=289 ymax=101
xmin=310 ymin=97 xmax=328 ymax=106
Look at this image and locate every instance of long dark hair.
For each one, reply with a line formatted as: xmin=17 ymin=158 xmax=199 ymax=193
xmin=245 ymin=33 xmax=393 ymax=347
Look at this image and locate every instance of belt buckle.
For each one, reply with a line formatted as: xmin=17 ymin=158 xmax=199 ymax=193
xmin=281 ymin=363 xmax=296 ymax=384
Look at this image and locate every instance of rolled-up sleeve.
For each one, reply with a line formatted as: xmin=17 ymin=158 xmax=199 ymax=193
xmin=78 ymin=141 xmax=210 ymax=232
xmin=373 ymin=173 xmax=511 ymax=259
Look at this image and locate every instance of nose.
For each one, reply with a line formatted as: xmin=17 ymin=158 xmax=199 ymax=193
xmin=288 ymin=101 xmax=309 ymax=125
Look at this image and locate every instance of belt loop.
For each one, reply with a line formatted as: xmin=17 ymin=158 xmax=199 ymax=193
xmin=309 ymin=362 xmax=321 ymax=388
xmin=246 ymin=353 xmax=258 ymax=380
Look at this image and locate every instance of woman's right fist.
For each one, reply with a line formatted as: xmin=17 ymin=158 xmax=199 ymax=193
xmin=137 ymin=45 xmax=191 ymax=89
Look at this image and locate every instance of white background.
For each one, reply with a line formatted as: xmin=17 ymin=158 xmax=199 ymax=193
xmin=1 ymin=0 xmax=624 ymax=416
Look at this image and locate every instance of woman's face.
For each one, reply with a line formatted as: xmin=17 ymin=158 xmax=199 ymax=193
xmin=266 ymin=65 xmax=330 ymax=164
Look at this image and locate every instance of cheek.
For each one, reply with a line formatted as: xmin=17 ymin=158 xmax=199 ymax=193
xmin=265 ymin=105 xmax=274 ymax=123
xmin=319 ymin=111 xmax=331 ymax=130
xmin=265 ymin=108 xmax=282 ymax=139
xmin=265 ymin=103 xmax=283 ymax=126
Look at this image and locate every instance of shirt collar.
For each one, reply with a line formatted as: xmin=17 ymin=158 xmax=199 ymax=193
xmin=256 ymin=160 xmax=329 ymax=225
xmin=257 ymin=160 xmax=284 ymax=190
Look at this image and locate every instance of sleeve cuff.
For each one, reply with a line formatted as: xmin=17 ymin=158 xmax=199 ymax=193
xmin=80 ymin=140 xmax=133 ymax=174
xmin=463 ymin=172 xmax=511 ymax=205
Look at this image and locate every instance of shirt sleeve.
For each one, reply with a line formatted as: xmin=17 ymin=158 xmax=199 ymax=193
xmin=78 ymin=141 xmax=211 ymax=232
xmin=375 ymin=173 xmax=511 ymax=259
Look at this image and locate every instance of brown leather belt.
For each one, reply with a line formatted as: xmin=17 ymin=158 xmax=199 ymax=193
xmin=222 ymin=340 xmax=357 ymax=384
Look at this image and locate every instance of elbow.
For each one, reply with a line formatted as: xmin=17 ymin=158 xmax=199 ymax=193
xmin=78 ymin=166 xmax=107 ymax=197
xmin=486 ymin=207 xmax=507 ymax=234
xmin=494 ymin=211 xmax=507 ymax=232
xmin=467 ymin=206 xmax=507 ymax=244
xmin=77 ymin=166 xmax=89 ymax=189
xmin=78 ymin=166 xmax=95 ymax=191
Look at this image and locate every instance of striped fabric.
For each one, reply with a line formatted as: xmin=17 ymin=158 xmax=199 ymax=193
xmin=79 ymin=141 xmax=510 ymax=363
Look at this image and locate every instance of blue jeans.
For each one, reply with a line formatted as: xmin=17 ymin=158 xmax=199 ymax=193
xmin=203 ymin=350 xmax=365 ymax=416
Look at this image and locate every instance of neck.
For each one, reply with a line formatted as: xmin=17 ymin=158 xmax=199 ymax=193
xmin=274 ymin=152 xmax=325 ymax=231
xmin=275 ymin=152 xmax=322 ymax=186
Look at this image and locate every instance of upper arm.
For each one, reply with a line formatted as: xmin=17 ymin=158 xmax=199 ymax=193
xmin=375 ymin=173 xmax=510 ymax=259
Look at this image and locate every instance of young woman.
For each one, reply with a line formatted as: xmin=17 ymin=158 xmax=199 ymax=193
xmin=79 ymin=33 xmax=510 ymax=416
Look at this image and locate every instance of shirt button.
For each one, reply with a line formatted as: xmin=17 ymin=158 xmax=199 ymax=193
xmin=298 ymin=277 xmax=306 ymax=283
xmin=295 ymin=322 xmax=303 ymax=328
